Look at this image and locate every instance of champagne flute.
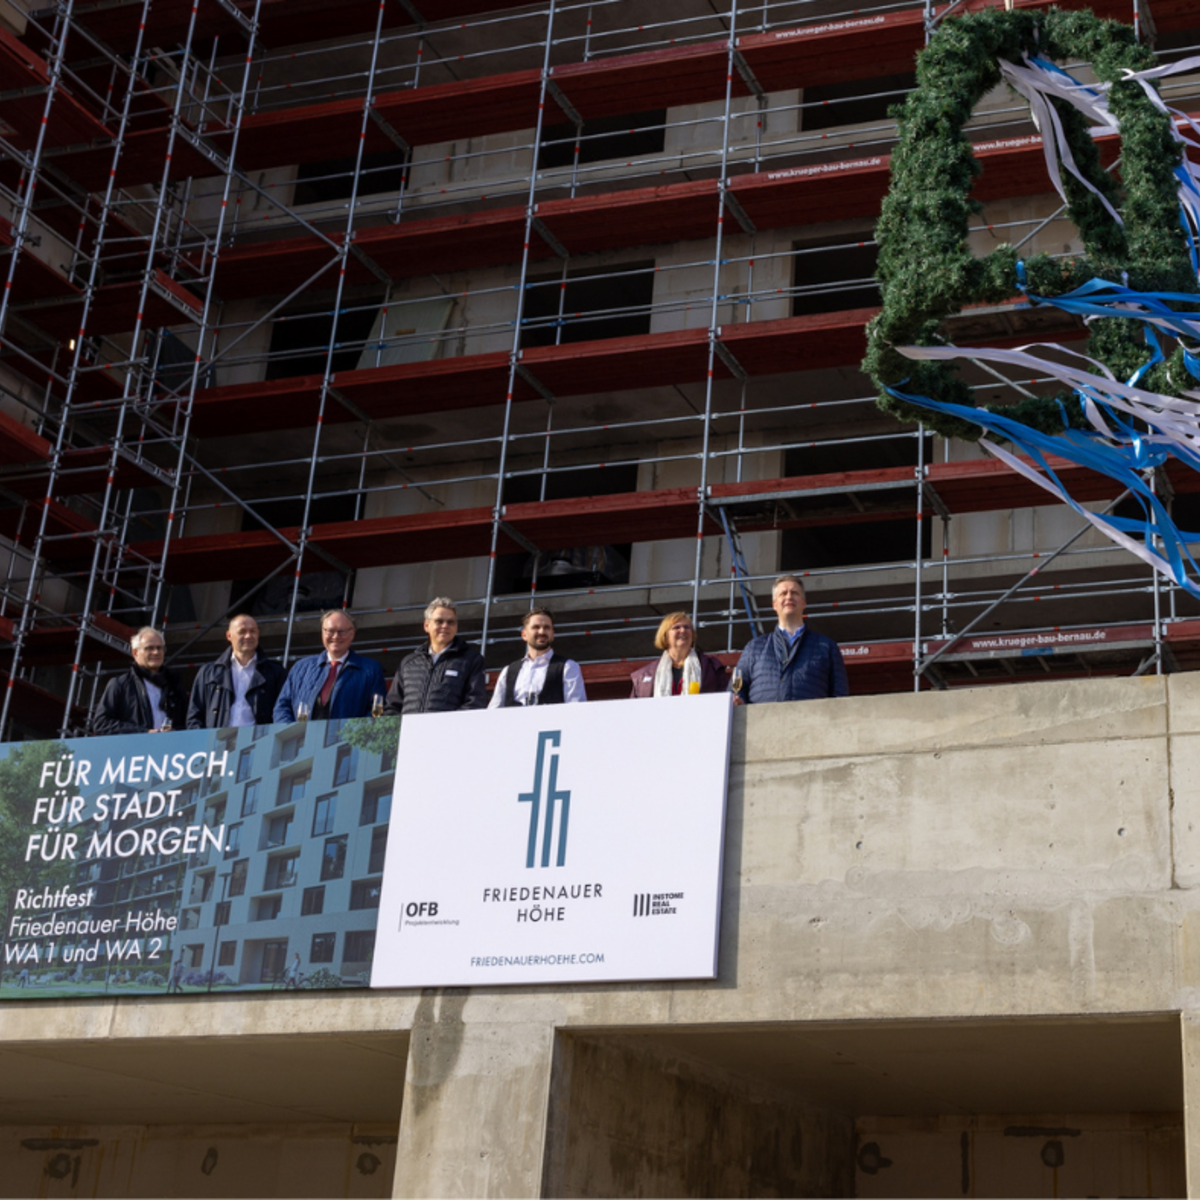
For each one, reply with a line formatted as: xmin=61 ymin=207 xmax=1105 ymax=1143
xmin=296 ymin=700 xmax=310 ymax=723
xmin=159 ymin=719 xmax=173 ymax=732
xmin=730 ymin=667 xmax=744 ymax=698
xmin=371 ymin=693 xmax=385 ymax=719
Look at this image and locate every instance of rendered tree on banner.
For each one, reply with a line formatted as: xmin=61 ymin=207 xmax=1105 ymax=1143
xmin=339 ymin=715 xmax=401 ymax=758
xmin=864 ymin=7 xmax=1200 ymax=593
xmin=0 ymin=741 xmax=73 ymax=958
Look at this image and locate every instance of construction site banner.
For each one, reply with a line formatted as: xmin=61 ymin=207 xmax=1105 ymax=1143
xmin=0 ymin=717 xmax=401 ymax=999
xmin=371 ymin=694 xmax=733 ymax=989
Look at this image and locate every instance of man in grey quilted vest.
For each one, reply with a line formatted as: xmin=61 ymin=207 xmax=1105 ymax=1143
xmin=731 ymin=575 xmax=848 ymax=705
xmin=383 ymin=597 xmax=487 ymax=715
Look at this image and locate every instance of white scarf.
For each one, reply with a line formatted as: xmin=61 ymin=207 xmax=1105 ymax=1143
xmin=652 ymin=650 xmax=702 ymax=697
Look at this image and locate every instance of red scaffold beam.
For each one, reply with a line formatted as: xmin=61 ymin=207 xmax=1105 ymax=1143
xmin=126 ymin=450 xmax=1178 ymax=587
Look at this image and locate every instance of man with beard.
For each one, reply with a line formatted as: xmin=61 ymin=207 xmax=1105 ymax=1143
xmin=93 ymin=626 xmax=189 ymax=735
xmin=488 ymin=608 xmax=586 ymax=707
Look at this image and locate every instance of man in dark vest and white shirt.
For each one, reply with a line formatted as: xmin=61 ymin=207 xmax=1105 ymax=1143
xmin=488 ymin=608 xmax=586 ymax=707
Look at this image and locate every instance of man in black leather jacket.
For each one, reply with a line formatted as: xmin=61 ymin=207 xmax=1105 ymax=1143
xmin=383 ymin=597 xmax=486 ymax=715
xmin=187 ymin=613 xmax=287 ymax=729
xmin=93 ymin=626 xmax=188 ymax=735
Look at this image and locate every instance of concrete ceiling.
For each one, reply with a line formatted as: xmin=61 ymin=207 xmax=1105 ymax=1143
xmin=617 ymin=1014 xmax=1183 ymax=1117
xmin=0 ymin=1032 xmax=408 ymax=1126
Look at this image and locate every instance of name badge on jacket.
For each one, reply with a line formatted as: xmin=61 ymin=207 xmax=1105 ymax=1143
xmin=446 ymin=670 xmax=459 ymax=677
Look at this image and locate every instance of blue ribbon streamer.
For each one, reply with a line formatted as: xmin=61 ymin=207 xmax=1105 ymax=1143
xmin=886 ymin=383 xmax=1200 ymax=596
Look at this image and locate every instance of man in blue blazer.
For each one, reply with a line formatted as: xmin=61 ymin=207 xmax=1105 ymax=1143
xmin=274 ymin=609 xmax=386 ymax=722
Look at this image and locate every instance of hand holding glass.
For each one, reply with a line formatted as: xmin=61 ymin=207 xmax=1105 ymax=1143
xmin=296 ymin=701 xmax=310 ymax=723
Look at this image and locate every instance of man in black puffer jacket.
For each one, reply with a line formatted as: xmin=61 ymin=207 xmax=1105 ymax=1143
xmin=383 ymin=596 xmax=486 ymax=715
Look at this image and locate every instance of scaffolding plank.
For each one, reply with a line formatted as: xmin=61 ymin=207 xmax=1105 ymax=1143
xmin=234 ymin=70 xmax=548 ymax=169
xmin=0 ymin=670 xmax=86 ymax=731
xmin=62 ymin=0 xmax=541 ymax=55
xmin=0 ymin=411 xmax=51 ymax=466
xmin=207 ymin=122 xmax=1117 ymax=304
xmin=187 ymin=306 xmax=1085 ymax=437
xmin=0 ymin=214 xmax=81 ymax=303
xmin=0 ymin=25 xmax=113 ymax=150
xmin=134 ymin=447 xmax=1168 ymax=586
xmin=15 ymin=268 xmax=204 ymax=339
xmin=0 ymin=613 xmax=136 ymax=665
xmin=145 ymin=0 xmax=1181 ymax=178
xmin=0 ymin=496 xmax=99 ymax=559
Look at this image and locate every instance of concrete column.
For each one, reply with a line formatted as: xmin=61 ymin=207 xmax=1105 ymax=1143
xmin=392 ymin=991 xmax=559 ymax=1198
xmin=1185 ymin=1013 xmax=1200 ymax=1198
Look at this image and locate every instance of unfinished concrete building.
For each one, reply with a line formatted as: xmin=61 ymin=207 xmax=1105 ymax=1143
xmin=4 ymin=0 xmax=1200 ymax=1196
xmin=4 ymin=0 xmax=1200 ymax=736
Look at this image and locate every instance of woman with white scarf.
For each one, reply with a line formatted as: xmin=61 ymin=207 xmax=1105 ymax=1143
xmin=629 ymin=611 xmax=729 ymax=698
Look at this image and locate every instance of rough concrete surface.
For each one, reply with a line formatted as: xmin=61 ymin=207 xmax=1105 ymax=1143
xmin=4 ymin=675 xmax=1200 ymax=1196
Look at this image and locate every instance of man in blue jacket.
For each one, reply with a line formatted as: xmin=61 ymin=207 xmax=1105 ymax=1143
xmin=273 ymin=609 xmax=386 ymax=722
xmin=732 ymin=574 xmax=848 ymax=705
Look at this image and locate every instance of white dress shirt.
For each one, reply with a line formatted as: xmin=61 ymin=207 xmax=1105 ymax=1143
xmin=488 ymin=648 xmax=586 ymax=707
xmin=143 ymin=678 xmax=167 ymax=729
xmin=229 ymin=654 xmax=258 ymax=726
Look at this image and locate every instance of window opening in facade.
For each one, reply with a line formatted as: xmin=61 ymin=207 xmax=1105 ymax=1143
xmin=310 ymin=932 xmax=336 ymax=963
xmin=802 ymin=72 xmax=914 ymax=131
xmin=321 ymin=836 xmax=348 ymax=881
xmin=293 ymin=150 xmax=407 ymax=206
xmin=538 ymin=110 xmax=666 ymax=170
xmin=520 ymin=261 xmax=655 ymax=349
xmin=792 ymin=234 xmax=881 ymax=317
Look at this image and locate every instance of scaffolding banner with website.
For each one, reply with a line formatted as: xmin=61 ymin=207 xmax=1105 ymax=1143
xmin=371 ymin=694 xmax=733 ymax=989
xmin=0 ymin=717 xmax=400 ymax=999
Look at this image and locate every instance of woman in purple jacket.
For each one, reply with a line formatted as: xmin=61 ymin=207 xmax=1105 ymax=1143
xmin=630 ymin=611 xmax=728 ymax=698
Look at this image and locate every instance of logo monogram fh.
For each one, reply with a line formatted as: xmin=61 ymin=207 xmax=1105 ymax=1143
xmin=518 ymin=730 xmax=571 ymax=868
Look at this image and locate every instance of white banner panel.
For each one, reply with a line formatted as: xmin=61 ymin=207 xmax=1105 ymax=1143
xmin=371 ymin=693 xmax=732 ymax=987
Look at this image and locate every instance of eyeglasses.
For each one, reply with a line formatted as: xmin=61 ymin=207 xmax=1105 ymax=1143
xmin=430 ymin=618 xmax=457 ymax=625
xmin=323 ymin=627 xmax=353 ymax=637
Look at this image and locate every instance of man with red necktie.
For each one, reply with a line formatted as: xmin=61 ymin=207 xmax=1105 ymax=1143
xmin=273 ymin=609 xmax=386 ymax=722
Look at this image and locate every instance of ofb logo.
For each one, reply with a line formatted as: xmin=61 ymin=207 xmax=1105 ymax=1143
xmin=519 ymin=731 xmax=571 ymax=868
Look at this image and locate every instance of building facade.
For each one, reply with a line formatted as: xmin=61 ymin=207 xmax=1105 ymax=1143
xmin=3 ymin=0 xmax=1200 ymax=737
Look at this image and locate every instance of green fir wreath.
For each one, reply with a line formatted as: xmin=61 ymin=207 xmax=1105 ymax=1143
xmin=862 ymin=6 xmax=1197 ymax=441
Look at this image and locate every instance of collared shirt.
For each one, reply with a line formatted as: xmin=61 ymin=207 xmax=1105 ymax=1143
xmin=143 ymin=678 xmax=167 ymax=730
xmin=488 ymin=648 xmax=586 ymax=708
xmin=229 ymin=654 xmax=258 ymax=727
xmin=779 ymin=623 xmax=806 ymax=645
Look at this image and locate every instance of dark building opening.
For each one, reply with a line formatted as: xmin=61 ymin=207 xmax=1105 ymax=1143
xmin=493 ymin=463 xmax=637 ymax=593
xmin=781 ymin=437 xmax=930 ymax=568
xmin=292 ymin=150 xmax=408 ymax=206
xmin=792 ymin=235 xmax=880 ymax=317
xmin=521 ymin=261 xmax=655 ymax=348
xmin=802 ymin=71 xmax=914 ymax=132
xmin=538 ymin=110 xmax=666 ymax=170
xmin=265 ymin=299 xmax=383 ymax=380
xmin=231 ymin=492 xmax=358 ymax=615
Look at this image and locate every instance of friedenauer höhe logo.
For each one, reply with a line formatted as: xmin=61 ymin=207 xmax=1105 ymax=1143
xmin=519 ymin=731 xmax=571 ymax=868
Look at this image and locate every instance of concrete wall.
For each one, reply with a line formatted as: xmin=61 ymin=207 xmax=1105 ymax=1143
xmin=544 ymin=1034 xmax=856 ymax=1197
xmin=0 ymin=1123 xmax=396 ymax=1199
xmin=6 ymin=674 xmax=1200 ymax=1196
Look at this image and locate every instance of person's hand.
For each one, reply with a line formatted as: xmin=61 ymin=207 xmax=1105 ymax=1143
xmin=732 ymin=694 xmax=745 ymax=706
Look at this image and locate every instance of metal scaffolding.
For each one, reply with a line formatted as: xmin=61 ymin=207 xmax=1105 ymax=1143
xmin=1 ymin=0 xmax=1198 ymax=739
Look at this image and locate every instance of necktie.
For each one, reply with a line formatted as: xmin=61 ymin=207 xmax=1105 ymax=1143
xmin=318 ymin=660 xmax=340 ymax=706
